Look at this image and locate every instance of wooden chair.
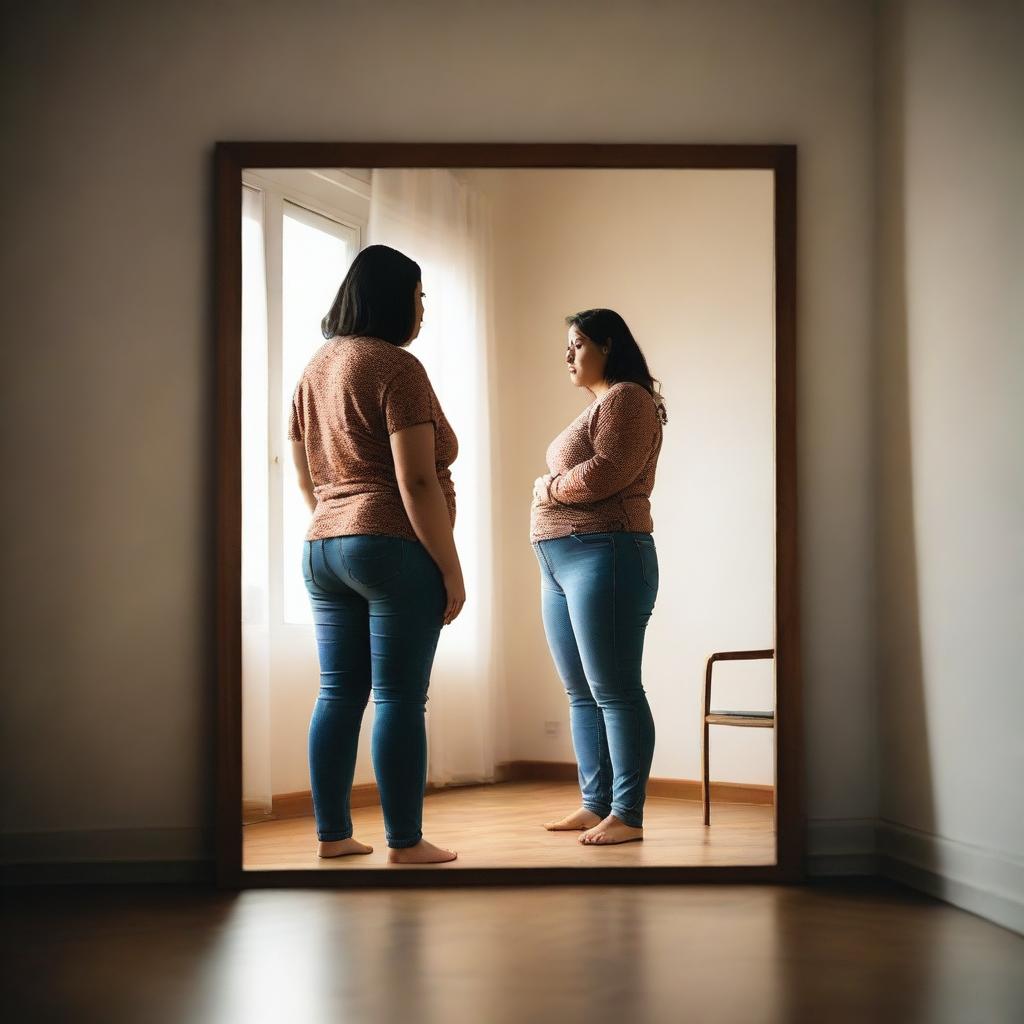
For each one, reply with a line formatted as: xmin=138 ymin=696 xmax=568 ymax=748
xmin=701 ymin=649 xmax=775 ymax=825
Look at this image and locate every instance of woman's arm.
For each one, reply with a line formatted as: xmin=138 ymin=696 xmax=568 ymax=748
xmin=548 ymin=388 xmax=659 ymax=505
xmin=390 ymin=422 xmax=466 ymax=625
xmin=291 ymin=440 xmax=317 ymax=513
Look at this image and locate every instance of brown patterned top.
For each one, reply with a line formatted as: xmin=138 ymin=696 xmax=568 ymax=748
xmin=288 ymin=335 xmax=458 ymax=542
xmin=530 ymin=382 xmax=663 ymax=542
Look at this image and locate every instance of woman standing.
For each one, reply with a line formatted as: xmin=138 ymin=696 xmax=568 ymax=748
xmin=531 ymin=308 xmax=666 ymax=846
xmin=288 ymin=245 xmax=463 ymax=864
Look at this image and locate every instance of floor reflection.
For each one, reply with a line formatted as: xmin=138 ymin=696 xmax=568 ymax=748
xmin=5 ymin=882 xmax=1023 ymax=1023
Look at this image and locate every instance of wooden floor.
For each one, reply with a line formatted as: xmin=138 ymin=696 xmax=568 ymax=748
xmin=243 ymin=780 xmax=776 ymax=870
xmin=4 ymin=880 xmax=1022 ymax=1023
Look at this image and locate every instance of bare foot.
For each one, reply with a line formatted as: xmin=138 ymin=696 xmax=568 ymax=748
xmin=318 ymin=837 xmax=373 ymax=858
xmin=579 ymin=814 xmax=644 ymax=846
xmin=543 ymin=808 xmax=604 ymax=831
xmin=387 ymin=838 xmax=458 ymax=865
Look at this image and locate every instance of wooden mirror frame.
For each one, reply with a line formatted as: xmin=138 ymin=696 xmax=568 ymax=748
xmin=214 ymin=143 xmax=801 ymax=888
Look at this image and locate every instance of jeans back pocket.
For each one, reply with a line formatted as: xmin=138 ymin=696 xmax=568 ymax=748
xmin=340 ymin=535 xmax=405 ymax=586
xmin=634 ymin=534 xmax=659 ymax=591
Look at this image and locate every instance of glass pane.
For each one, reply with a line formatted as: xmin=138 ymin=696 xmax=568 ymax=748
xmin=281 ymin=202 xmax=359 ymax=624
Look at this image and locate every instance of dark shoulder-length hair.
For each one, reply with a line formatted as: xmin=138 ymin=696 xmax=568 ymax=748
xmin=566 ymin=308 xmax=668 ymax=423
xmin=321 ymin=244 xmax=421 ymax=345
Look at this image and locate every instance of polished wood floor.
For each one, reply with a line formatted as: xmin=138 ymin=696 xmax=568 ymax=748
xmin=243 ymin=780 xmax=776 ymax=870
xmin=4 ymin=880 xmax=1022 ymax=1023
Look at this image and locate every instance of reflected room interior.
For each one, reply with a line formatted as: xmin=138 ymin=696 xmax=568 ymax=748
xmin=240 ymin=166 xmax=777 ymax=870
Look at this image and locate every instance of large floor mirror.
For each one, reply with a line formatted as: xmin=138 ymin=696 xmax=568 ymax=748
xmin=215 ymin=144 xmax=800 ymax=886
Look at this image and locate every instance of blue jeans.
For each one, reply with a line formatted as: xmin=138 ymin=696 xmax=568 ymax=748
xmin=303 ymin=535 xmax=444 ymax=848
xmin=533 ymin=532 xmax=658 ymax=827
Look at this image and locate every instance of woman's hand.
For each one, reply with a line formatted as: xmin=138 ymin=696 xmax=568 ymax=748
xmin=442 ymin=570 xmax=466 ymax=626
xmin=533 ymin=474 xmax=554 ymax=504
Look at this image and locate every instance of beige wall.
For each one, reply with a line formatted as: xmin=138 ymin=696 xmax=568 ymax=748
xmin=466 ymin=169 xmax=776 ymax=784
xmin=874 ymin=0 xmax=1024 ymax=925
xmin=0 ymin=0 xmax=876 ymax=865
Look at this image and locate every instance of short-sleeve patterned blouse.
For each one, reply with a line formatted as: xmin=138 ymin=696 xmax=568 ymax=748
xmin=530 ymin=382 xmax=663 ymax=542
xmin=288 ymin=335 xmax=458 ymax=542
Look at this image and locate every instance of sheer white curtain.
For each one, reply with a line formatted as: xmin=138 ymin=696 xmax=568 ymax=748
xmin=369 ymin=169 xmax=499 ymax=787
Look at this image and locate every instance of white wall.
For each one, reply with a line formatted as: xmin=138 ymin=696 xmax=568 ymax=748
xmin=466 ymin=169 xmax=776 ymax=785
xmin=874 ymin=0 xmax=1024 ymax=930
xmin=0 ymin=0 xmax=876 ymax=867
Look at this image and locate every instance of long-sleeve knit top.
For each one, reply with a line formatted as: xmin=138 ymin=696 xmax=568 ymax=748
xmin=530 ymin=382 xmax=663 ymax=542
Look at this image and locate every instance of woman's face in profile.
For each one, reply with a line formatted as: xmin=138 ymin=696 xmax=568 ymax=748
xmin=565 ymin=325 xmax=607 ymax=390
xmin=407 ymin=280 xmax=425 ymax=345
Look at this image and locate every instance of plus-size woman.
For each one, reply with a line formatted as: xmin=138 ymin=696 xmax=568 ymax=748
xmin=289 ymin=244 xmax=464 ymax=865
xmin=531 ymin=308 xmax=666 ymax=846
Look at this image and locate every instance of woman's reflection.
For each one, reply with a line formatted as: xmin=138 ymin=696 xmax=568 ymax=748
xmin=531 ymin=309 xmax=667 ymax=845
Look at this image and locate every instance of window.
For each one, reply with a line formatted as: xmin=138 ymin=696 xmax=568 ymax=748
xmin=241 ymin=185 xmax=269 ymax=630
xmin=241 ymin=171 xmax=368 ymax=629
xmin=280 ymin=202 xmax=360 ymax=623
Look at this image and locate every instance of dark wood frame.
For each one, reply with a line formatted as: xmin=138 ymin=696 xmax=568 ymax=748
xmin=214 ymin=143 xmax=801 ymax=888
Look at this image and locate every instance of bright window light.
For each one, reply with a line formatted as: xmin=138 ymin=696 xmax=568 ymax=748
xmin=281 ymin=202 xmax=359 ymax=624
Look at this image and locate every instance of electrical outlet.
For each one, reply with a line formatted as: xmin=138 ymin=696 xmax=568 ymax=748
xmin=544 ymin=720 xmax=560 ymax=736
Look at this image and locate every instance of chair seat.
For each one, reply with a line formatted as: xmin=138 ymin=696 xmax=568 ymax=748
xmin=706 ymin=710 xmax=775 ymax=728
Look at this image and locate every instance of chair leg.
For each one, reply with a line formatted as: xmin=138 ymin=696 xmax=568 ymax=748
xmin=701 ymin=721 xmax=710 ymax=826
